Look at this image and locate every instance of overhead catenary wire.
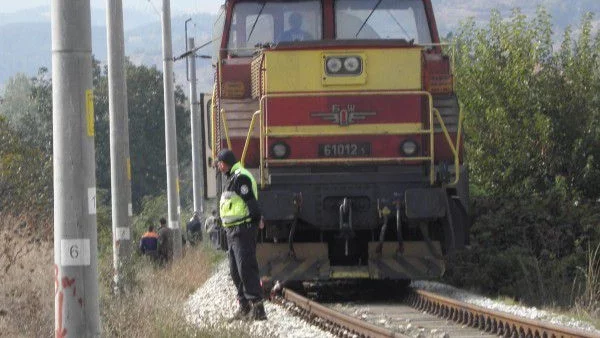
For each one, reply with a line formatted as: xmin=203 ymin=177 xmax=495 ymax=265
xmin=146 ymin=0 xmax=162 ymax=17
xmin=173 ymin=37 xmax=218 ymax=61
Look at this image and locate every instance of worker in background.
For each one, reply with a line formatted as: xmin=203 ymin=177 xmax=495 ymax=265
xmin=217 ymin=149 xmax=267 ymax=321
xmin=139 ymin=224 xmax=159 ymax=261
xmin=156 ymin=217 xmax=173 ymax=265
xmin=187 ymin=211 xmax=203 ymax=246
xmin=204 ymin=209 xmax=220 ymax=249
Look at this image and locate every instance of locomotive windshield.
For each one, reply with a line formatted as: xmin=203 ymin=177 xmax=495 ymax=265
xmin=335 ymin=0 xmax=432 ymax=43
xmin=227 ymin=1 xmax=322 ymax=56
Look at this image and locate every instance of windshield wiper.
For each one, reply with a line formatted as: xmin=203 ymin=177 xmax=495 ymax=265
xmin=355 ymin=0 xmax=383 ymax=38
xmin=387 ymin=10 xmax=411 ymax=40
xmin=247 ymin=2 xmax=266 ymax=42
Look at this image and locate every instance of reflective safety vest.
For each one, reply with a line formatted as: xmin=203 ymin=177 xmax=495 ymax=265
xmin=220 ymin=162 xmax=258 ymax=227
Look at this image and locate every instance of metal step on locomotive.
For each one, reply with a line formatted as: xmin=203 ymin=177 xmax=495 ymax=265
xmin=206 ymin=0 xmax=468 ymax=289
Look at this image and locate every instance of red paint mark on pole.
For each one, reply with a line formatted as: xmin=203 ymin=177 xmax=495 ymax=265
xmin=78 ymin=298 xmax=83 ymax=307
xmin=56 ymin=288 xmax=67 ymax=338
xmin=62 ymin=277 xmax=75 ymax=289
xmin=54 ymin=265 xmax=59 ymax=295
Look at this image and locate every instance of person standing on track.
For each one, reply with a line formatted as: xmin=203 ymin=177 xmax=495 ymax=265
xmin=217 ymin=148 xmax=267 ymax=321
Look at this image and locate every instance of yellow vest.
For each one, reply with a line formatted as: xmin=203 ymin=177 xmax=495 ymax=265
xmin=219 ymin=162 xmax=258 ymax=227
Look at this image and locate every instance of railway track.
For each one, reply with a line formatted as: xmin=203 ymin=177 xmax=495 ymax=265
xmin=408 ymin=289 xmax=596 ymax=338
xmin=275 ymin=286 xmax=597 ymax=338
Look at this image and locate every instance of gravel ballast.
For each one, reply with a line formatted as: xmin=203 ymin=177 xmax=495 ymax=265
xmin=185 ymin=260 xmax=334 ymax=338
xmin=186 ymin=260 xmax=599 ymax=337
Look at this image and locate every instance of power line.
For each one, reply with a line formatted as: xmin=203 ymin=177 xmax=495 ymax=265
xmin=145 ymin=0 xmax=161 ymax=17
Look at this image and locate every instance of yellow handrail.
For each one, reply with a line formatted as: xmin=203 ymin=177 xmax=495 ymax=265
xmin=241 ymin=111 xmax=261 ymax=166
xmin=220 ymin=108 xmax=232 ymax=150
xmin=228 ymin=89 xmax=463 ymax=188
xmin=433 ymin=106 xmax=464 ymax=186
xmin=210 ymin=85 xmax=217 ymax=160
xmin=259 ymin=100 xmax=265 ymax=188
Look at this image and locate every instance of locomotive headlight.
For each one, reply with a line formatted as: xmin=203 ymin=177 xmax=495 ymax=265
xmin=343 ymin=56 xmax=361 ymax=73
xmin=326 ymin=57 xmax=343 ymax=73
xmin=271 ymin=142 xmax=290 ymax=159
xmin=400 ymin=140 xmax=418 ymax=156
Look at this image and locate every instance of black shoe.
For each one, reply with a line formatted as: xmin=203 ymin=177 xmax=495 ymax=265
xmin=228 ymin=301 xmax=251 ymax=322
xmin=250 ymin=301 xmax=267 ymax=321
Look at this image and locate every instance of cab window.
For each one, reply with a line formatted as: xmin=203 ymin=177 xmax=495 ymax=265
xmin=227 ymin=1 xmax=323 ymax=57
xmin=213 ymin=5 xmax=226 ymax=63
xmin=335 ymin=0 xmax=432 ymax=43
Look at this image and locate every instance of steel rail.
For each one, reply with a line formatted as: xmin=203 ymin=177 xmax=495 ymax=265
xmin=282 ymin=288 xmax=409 ymax=338
xmin=409 ymin=289 xmax=597 ymax=338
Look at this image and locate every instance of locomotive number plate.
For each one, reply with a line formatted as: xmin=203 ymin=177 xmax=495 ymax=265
xmin=318 ymin=143 xmax=371 ymax=157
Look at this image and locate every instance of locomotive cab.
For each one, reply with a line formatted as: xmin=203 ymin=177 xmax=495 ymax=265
xmin=210 ymin=0 xmax=468 ymax=284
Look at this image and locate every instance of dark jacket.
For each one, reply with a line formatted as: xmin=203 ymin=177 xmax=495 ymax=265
xmin=187 ymin=216 xmax=203 ymax=244
xmin=157 ymin=226 xmax=173 ymax=261
xmin=139 ymin=231 xmax=158 ymax=255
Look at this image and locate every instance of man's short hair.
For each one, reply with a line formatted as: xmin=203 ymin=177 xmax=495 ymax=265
xmin=148 ymin=225 xmax=154 ymax=232
xmin=217 ymin=149 xmax=237 ymax=167
xmin=159 ymin=217 xmax=166 ymax=225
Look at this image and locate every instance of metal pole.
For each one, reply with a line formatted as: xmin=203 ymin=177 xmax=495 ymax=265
xmin=51 ymin=0 xmax=101 ymax=336
xmin=188 ymin=38 xmax=204 ymax=214
xmin=185 ymin=18 xmax=192 ymax=82
xmin=106 ymin=0 xmax=132 ymax=291
xmin=200 ymin=93 xmax=208 ymax=200
xmin=161 ymin=0 xmax=182 ymax=258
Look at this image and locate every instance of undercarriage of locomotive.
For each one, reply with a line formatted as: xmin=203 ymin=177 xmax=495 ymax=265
xmin=255 ymin=165 xmax=469 ymax=286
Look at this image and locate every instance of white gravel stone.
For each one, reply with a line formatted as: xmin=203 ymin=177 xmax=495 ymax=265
xmin=185 ymin=260 xmax=335 ymax=338
xmin=411 ymin=280 xmax=600 ymax=335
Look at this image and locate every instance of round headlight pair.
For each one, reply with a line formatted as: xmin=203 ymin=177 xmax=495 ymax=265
xmin=400 ymin=140 xmax=418 ymax=156
xmin=326 ymin=56 xmax=361 ymax=74
xmin=271 ymin=142 xmax=290 ymax=159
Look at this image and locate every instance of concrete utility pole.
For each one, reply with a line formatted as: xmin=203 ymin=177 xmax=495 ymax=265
xmin=161 ymin=0 xmax=182 ymax=258
xmin=51 ymin=0 xmax=101 ymax=336
xmin=106 ymin=0 xmax=133 ymax=291
xmin=188 ymin=38 xmax=205 ymax=214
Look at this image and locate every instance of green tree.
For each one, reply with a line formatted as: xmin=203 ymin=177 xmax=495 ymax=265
xmin=0 ymin=69 xmax=53 ymax=214
xmin=0 ymin=116 xmax=52 ymax=214
xmin=93 ymin=60 xmax=191 ymax=210
xmin=448 ymin=9 xmax=600 ymax=309
xmin=0 ymin=69 xmax=52 ymax=154
xmin=454 ymin=9 xmax=600 ymax=200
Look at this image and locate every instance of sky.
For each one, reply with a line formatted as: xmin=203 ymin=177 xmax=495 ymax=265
xmin=0 ymin=0 xmax=224 ymax=15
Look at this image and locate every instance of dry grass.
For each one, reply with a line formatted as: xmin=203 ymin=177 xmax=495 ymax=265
xmin=99 ymin=244 xmax=231 ymax=337
xmin=0 ymin=210 xmax=232 ymax=337
xmin=0 ymin=213 xmax=53 ymax=337
xmin=574 ymin=242 xmax=600 ymax=328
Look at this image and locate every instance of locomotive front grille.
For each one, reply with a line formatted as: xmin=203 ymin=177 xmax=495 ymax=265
xmin=250 ymin=54 xmax=264 ymax=99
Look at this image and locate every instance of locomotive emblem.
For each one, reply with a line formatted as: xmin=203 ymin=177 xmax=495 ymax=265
xmin=311 ymin=105 xmax=376 ymax=126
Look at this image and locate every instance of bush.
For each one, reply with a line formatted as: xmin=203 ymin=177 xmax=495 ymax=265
xmin=445 ymin=195 xmax=600 ymax=309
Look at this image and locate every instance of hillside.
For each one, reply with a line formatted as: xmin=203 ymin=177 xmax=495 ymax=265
xmin=0 ymin=9 xmax=216 ymax=93
xmin=1 ymin=1 xmax=600 ymax=92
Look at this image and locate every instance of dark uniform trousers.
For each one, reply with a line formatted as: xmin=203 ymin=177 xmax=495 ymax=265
xmin=226 ymin=222 xmax=263 ymax=302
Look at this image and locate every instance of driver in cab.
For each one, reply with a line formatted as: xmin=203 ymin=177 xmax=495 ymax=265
xmin=277 ymin=12 xmax=313 ymax=42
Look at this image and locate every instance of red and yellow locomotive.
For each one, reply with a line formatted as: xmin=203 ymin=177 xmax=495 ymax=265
xmin=209 ymin=0 xmax=467 ymax=285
